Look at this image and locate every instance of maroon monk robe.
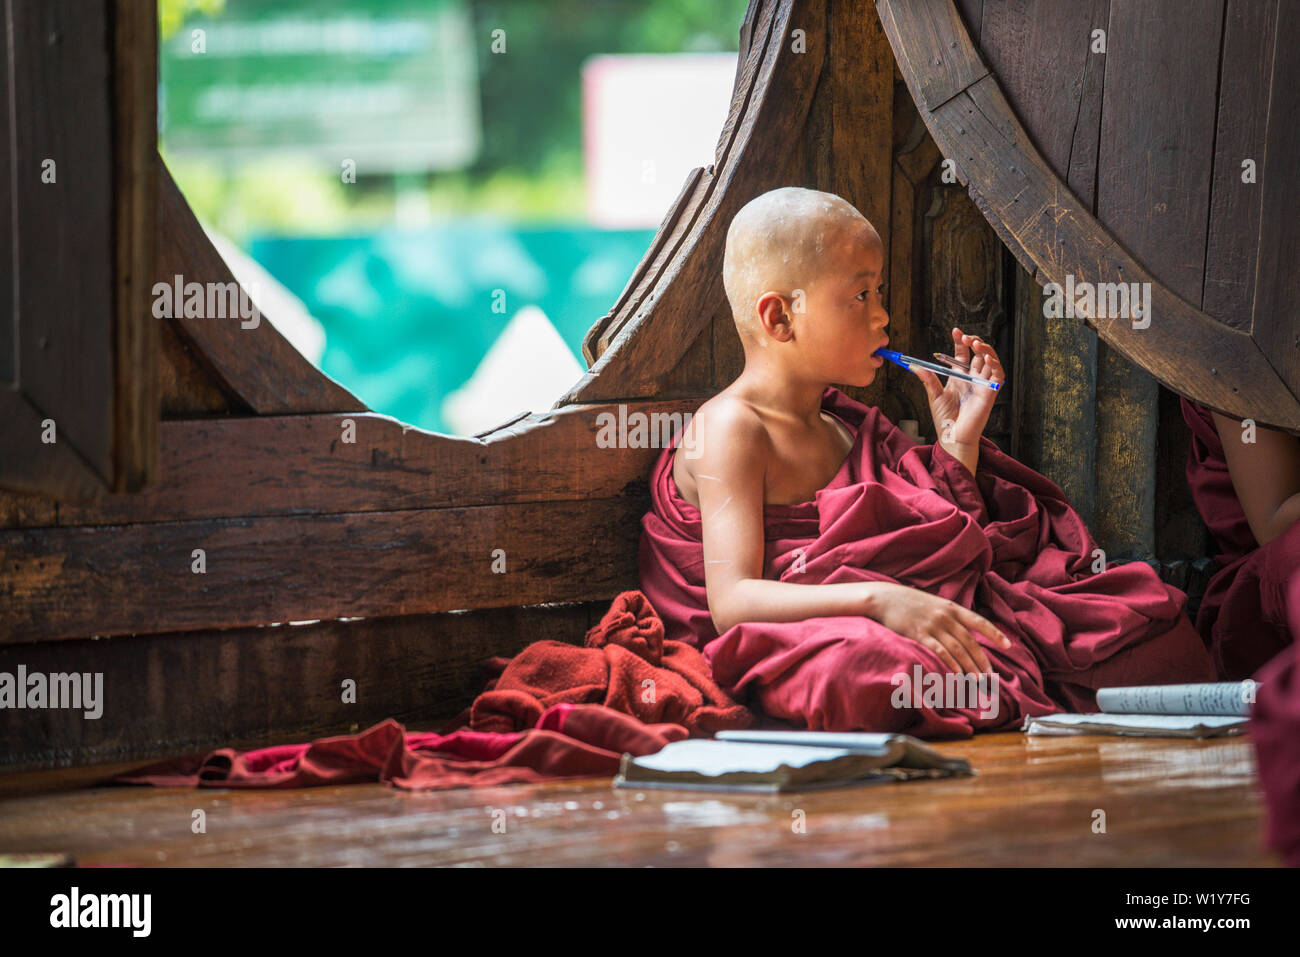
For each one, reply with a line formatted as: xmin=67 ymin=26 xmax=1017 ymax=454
xmin=639 ymin=386 xmax=1215 ymax=737
xmin=1180 ymin=396 xmax=1300 ymax=679
xmin=1250 ymin=569 xmax=1300 ymax=866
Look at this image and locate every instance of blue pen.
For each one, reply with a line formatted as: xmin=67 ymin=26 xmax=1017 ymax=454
xmin=873 ymin=348 xmax=1001 ymax=391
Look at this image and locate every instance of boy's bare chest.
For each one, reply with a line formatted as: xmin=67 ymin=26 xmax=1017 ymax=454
xmin=674 ymin=413 xmax=854 ymax=509
xmin=764 ymin=415 xmax=855 ymax=505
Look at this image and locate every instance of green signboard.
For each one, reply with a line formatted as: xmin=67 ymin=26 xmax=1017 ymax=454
xmin=160 ymin=0 xmax=480 ymax=172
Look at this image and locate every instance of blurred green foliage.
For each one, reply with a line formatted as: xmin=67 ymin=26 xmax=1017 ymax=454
xmin=160 ymin=0 xmax=751 ymax=239
xmin=158 ymin=0 xmax=226 ymax=40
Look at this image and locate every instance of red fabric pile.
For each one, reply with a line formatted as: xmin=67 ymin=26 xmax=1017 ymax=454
xmin=114 ymin=591 xmax=752 ymax=790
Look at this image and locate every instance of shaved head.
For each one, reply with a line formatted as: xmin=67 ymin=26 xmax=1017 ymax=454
xmin=722 ymin=186 xmax=871 ymax=340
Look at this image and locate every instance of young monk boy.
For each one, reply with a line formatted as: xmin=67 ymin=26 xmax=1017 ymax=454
xmin=638 ymin=186 xmax=1216 ymax=736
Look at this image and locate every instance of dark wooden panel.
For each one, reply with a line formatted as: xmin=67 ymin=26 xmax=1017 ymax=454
xmin=1097 ymin=0 xmax=1222 ymax=305
xmin=0 ymin=601 xmax=602 ymax=772
xmin=978 ymin=0 xmax=1108 ymax=213
xmin=1010 ymin=258 xmax=1097 ymax=526
xmin=800 ymin=5 xmax=832 ymax=189
xmin=1092 ymin=343 xmax=1157 ymax=559
xmin=53 ymin=398 xmax=699 ymax=526
xmin=111 ymin=0 xmax=159 ymax=492
xmin=1251 ymin=0 xmax=1300 ymax=396
xmin=920 ymin=177 xmax=1011 ymax=448
xmin=8 ymin=0 xmax=114 ymax=482
xmin=0 ymin=392 xmax=106 ymax=500
xmin=1155 ymin=384 xmax=1210 ymax=559
xmin=0 ymin=3 xmax=12 ymax=386
xmin=881 ymin=90 xmax=940 ymax=432
xmin=0 ymin=488 xmax=56 ymax=529
xmin=829 ymin=0 xmax=895 ymax=413
xmin=1202 ymin=0 xmax=1277 ymax=330
xmin=831 ymin=0 xmax=892 ymax=270
xmin=653 ymin=326 xmax=714 ymax=398
xmin=1 ymin=494 xmax=646 ymax=642
xmin=954 ymin=0 xmax=982 ymax=43
xmin=711 ymin=305 xmax=744 ymax=390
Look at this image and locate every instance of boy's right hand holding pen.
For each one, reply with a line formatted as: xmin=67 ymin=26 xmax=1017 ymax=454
xmin=876 ymin=327 xmax=1005 ymax=476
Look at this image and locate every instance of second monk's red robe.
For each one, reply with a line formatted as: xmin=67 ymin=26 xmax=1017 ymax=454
xmin=1180 ymin=396 xmax=1300 ymax=679
xmin=639 ymin=386 xmax=1216 ymax=737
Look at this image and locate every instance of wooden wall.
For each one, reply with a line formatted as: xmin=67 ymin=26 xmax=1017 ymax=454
xmin=4 ymin=0 xmax=1264 ymax=770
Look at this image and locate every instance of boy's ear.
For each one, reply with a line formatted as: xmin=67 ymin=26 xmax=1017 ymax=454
xmin=756 ymin=291 xmax=795 ymax=342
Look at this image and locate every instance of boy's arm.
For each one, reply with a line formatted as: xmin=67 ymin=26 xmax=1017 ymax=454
xmin=693 ymin=401 xmax=1009 ymax=673
xmin=693 ymin=401 xmax=882 ymax=634
xmin=1212 ymin=411 xmax=1300 ymax=546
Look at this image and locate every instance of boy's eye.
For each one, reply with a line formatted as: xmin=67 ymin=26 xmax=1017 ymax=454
xmin=857 ymin=283 xmax=888 ymax=301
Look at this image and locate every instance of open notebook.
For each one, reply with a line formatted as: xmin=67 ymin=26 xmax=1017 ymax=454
xmin=614 ymin=729 xmax=973 ymax=793
xmin=1021 ymin=680 xmax=1257 ymax=738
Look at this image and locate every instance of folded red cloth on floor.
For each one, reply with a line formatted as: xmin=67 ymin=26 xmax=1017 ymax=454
xmin=640 ymin=386 xmax=1216 ymax=738
xmin=113 ymin=702 xmax=687 ymax=790
xmin=114 ymin=591 xmax=751 ymax=791
xmin=1180 ymin=396 xmax=1300 ymax=679
xmin=464 ymin=589 xmax=754 ymax=735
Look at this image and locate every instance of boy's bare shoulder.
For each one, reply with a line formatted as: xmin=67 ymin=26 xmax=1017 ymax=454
xmin=686 ymin=392 xmax=771 ymax=463
xmin=673 ymin=392 xmax=770 ymax=506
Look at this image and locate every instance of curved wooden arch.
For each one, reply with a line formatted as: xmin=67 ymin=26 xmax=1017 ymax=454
xmin=562 ymin=0 xmax=823 ymax=405
xmin=876 ymin=0 xmax=1300 ymax=434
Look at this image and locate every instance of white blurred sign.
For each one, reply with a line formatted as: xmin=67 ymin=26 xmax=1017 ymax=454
xmin=583 ymin=53 xmax=738 ymax=228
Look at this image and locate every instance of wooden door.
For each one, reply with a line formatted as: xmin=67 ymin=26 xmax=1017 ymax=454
xmin=878 ymin=0 xmax=1300 ymax=434
xmin=0 ymin=0 xmax=157 ymax=499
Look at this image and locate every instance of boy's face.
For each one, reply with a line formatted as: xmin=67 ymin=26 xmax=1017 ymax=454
xmin=792 ymin=223 xmax=890 ymax=388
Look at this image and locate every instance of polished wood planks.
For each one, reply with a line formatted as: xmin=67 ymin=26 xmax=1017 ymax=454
xmin=0 ymin=732 xmax=1274 ymax=867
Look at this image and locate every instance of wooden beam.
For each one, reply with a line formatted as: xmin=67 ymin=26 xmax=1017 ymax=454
xmin=878 ymin=0 xmax=987 ymax=111
xmin=1 ymin=494 xmax=646 ymax=642
xmin=0 ymin=601 xmax=603 ymax=772
xmin=53 ymin=398 xmax=700 ymax=526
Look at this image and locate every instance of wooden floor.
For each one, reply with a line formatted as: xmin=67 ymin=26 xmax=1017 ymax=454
xmin=0 ymin=731 xmax=1277 ymax=866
